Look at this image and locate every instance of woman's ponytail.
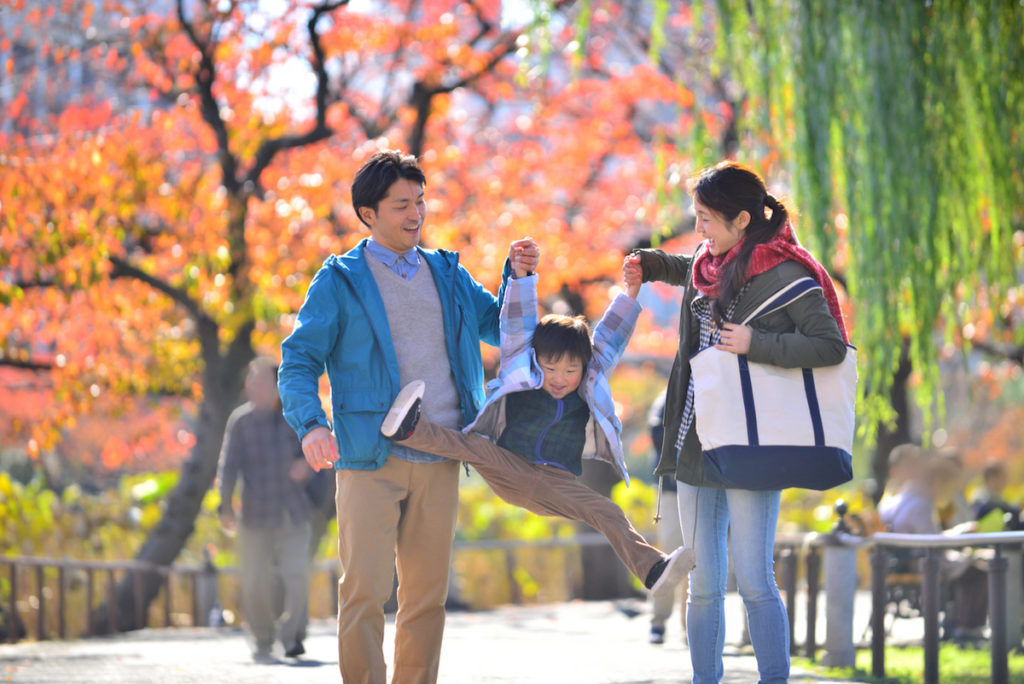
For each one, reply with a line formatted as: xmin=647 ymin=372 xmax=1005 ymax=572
xmin=764 ymin=193 xmax=789 ymax=234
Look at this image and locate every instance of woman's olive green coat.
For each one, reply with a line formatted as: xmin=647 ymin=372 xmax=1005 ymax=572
xmin=637 ymin=247 xmax=847 ymax=488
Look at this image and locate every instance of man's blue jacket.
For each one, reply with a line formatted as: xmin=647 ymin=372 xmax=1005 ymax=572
xmin=278 ymin=239 xmax=509 ymax=470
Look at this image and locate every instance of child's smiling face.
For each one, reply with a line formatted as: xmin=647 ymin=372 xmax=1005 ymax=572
xmin=538 ymin=353 xmax=584 ymax=399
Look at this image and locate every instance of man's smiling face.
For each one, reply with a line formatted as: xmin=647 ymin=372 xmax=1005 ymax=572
xmin=360 ymin=178 xmax=426 ymax=253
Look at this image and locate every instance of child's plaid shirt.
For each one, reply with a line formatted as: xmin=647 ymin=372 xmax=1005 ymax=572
xmin=463 ymin=274 xmax=641 ymax=484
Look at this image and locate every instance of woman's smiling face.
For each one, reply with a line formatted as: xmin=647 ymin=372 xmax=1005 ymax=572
xmin=693 ymin=197 xmax=747 ymax=256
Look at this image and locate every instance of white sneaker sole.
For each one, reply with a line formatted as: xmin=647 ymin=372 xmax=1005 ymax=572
xmin=380 ymin=380 xmax=425 ymax=437
xmin=651 ymin=546 xmax=696 ymax=597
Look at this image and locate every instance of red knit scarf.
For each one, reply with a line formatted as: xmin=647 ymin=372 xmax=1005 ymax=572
xmin=692 ymin=222 xmax=850 ymax=343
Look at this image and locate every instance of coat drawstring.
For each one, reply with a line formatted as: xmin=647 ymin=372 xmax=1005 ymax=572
xmin=653 ymin=477 xmax=664 ymax=523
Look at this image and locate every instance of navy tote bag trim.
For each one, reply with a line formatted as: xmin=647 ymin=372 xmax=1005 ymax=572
xmin=702 ymin=445 xmax=854 ymax=491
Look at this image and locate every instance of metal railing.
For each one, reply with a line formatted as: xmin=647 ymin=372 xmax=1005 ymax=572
xmin=773 ymin=528 xmax=1024 ymax=684
xmin=868 ymin=531 xmax=1024 ymax=684
xmin=1 ymin=556 xmax=218 ymax=642
xmin=0 ymin=532 xmax=614 ymax=645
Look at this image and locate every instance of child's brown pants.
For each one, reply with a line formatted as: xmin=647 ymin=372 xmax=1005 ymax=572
xmin=401 ymin=419 xmax=665 ymax=581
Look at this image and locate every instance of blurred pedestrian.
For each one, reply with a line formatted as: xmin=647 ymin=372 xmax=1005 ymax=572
xmin=972 ymin=459 xmax=1022 ymax=531
xmin=217 ymin=356 xmax=314 ymax=662
xmin=932 ymin=446 xmax=973 ymax=531
xmin=877 ymin=444 xmax=932 ymax=534
xmin=646 ymin=390 xmax=688 ymax=645
xmin=877 ymin=445 xmax=989 ymax=642
xmin=274 ymin=465 xmax=336 ymax=646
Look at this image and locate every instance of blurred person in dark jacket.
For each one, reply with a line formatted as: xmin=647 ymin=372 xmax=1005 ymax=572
xmin=218 ymin=356 xmax=315 ymax=661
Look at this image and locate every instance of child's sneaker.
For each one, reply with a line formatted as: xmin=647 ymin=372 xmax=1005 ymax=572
xmin=649 ymin=546 xmax=696 ymax=598
xmin=381 ymin=380 xmax=425 ymax=440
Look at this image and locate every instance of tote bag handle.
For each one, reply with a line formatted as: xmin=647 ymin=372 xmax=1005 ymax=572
xmin=739 ymin=277 xmax=822 ymax=326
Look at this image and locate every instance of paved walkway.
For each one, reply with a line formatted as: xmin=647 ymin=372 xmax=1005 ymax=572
xmin=1 ymin=597 xmax=874 ymax=683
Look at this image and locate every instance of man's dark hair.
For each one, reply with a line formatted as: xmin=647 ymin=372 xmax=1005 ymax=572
xmin=531 ymin=314 xmax=593 ymax=368
xmin=351 ymin=150 xmax=426 ymax=227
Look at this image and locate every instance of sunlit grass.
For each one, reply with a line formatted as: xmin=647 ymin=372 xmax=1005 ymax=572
xmin=793 ymin=644 xmax=1024 ymax=683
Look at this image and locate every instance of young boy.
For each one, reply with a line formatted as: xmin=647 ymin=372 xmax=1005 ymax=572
xmin=380 ymin=248 xmax=693 ymax=596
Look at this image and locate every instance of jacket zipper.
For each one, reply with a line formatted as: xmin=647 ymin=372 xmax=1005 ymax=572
xmin=446 ymin=251 xmax=469 ymax=476
xmin=534 ymin=398 xmax=564 ymax=463
xmin=450 ymin=252 xmax=464 ymax=346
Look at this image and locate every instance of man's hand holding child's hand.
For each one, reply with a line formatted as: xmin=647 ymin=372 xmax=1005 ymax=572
xmin=510 ymin=237 xmax=539 ymax=279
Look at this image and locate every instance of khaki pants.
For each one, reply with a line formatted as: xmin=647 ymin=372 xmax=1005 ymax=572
xmin=238 ymin=516 xmax=312 ymax=651
xmin=402 ymin=420 xmax=663 ymax=582
xmin=334 ymin=456 xmax=459 ymax=684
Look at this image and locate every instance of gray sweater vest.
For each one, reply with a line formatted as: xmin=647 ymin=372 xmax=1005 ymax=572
xmin=366 ymin=256 xmax=461 ymax=430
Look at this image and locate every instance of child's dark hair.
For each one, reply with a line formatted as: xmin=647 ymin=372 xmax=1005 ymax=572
xmin=689 ymin=161 xmax=792 ymax=322
xmin=351 ymin=150 xmax=426 ymax=227
xmin=531 ymin=314 xmax=592 ymax=367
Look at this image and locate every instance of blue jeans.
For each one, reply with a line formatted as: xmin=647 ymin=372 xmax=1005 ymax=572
xmin=677 ymin=484 xmax=789 ymax=684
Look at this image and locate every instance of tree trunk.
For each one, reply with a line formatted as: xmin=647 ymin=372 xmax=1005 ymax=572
xmin=91 ymin=342 xmax=253 ymax=633
xmin=870 ymin=339 xmax=913 ymax=505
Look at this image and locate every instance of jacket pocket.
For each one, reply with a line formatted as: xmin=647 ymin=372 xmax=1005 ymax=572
xmin=331 ymin=391 xmax=390 ymax=467
xmin=332 ymin=389 xmax=389 ymax=413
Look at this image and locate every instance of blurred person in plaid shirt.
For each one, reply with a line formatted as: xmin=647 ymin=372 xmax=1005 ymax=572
xmin=217 ymin=356 xmax=315 ymax=662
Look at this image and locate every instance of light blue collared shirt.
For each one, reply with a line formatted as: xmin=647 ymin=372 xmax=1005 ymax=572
xmin=365 ymin=238 xmax=421 ymax=280
xmin=365 ymin=238 xmax=444 ymax=464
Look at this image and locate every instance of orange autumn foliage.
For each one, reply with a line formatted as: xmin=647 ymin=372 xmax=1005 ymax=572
xmin=1 ymin=1 xmax=732 ymax=477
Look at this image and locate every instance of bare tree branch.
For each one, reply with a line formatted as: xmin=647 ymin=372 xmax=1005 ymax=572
xmin=405 ymin=0 xmax=575 ymax=156
xmin=971 ymin=340 xmax=1024 ymax=366
xmin=464 ymin=0 xmax=495 ymax=48
xmin=11 ymin=278 xmax=57 ymax=290
xmin=244 ymin=1 xmax=350 ymax=190
xmin=0 ymin=358 xmax=53 ymax=371
xmin=108 ymin=255 xmax=210 ymax=326
xmin=176 ymin=0 xmax=241 ymax=195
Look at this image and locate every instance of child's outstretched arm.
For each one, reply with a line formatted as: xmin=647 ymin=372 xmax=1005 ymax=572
xmin=498 ymin=239 xmax=540 ymax=365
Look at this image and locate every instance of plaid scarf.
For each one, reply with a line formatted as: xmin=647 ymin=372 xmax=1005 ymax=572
xmin=692 ymin=222 xmax=850 ymax=343
xmin=673 ymin=287 xmax=747 ymax=454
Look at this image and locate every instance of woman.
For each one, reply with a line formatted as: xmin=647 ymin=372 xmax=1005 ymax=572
xmin=633 ymin=162 xmax=848 ymax=683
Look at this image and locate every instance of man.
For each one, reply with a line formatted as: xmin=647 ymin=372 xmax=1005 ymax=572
xmin=217 ymin=356 xmax=314 ymax=662
xmin=278 ymin=149 xmax=538 ymax=683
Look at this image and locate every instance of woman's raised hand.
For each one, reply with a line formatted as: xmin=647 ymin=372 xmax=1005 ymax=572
xmin=622 ymin=253 xmax=642 ymax=299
